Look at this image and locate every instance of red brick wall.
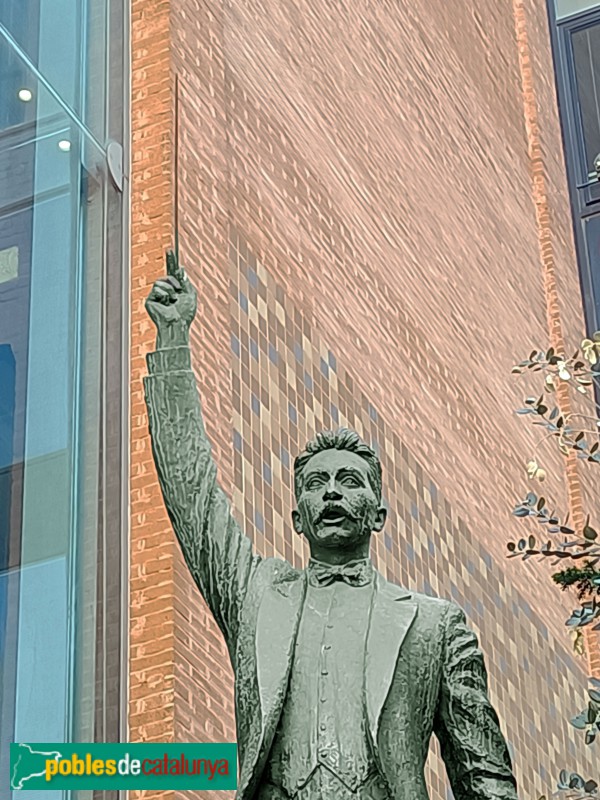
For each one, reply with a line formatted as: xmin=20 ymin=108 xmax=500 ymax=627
xmin=130 ymin=0 xmax=176 ymax=798
xmin=169 ymin=0 xmax=589 ymax=631
xmin=130 ymin=0 xmax=600 ymax=797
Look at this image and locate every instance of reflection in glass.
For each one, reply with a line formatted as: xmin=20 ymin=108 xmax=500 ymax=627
xmin=584 ymin=214 xmax=600 ymax=329
xmin=571 ymin=21 xmax=600 ymax=202
xmin=556 ymin=0 xmax=600 ymax=19
xmin=0 ymin=0 xmax=107 ymax=140
xmin=0 ymin=40 xmax=106 ymax=797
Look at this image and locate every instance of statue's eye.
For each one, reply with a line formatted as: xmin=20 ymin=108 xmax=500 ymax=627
xmin=306 ymin=477 xmax=326 ymax=490
xmin=341 ymin=475 xmax=360 ymax=487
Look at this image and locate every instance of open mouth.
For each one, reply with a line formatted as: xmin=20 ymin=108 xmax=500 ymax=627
xmin=319 ymin=508 xmax=348 ymax=526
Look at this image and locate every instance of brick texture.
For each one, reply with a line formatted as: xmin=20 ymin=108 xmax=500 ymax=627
xmin=130 ymin=0 xmax=600 ymax=797
xmin=130 ymin=0 xmax=176 ymax=798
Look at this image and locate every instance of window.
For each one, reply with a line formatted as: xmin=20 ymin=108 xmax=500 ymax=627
xmin=0 ymin=0 xmax=127 ymax=796
xmin=555 ymin=0 xmax=600 ymax=20
xmin=549 ymin=2 xmax=600 ymax=335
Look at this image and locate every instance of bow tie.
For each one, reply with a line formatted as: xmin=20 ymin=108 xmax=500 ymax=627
xmin=307 ymin=559 xmax=373 ymax=588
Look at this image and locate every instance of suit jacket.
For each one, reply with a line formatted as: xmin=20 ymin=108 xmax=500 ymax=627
xmin=143 ymin=346 xmax=518 ymax=800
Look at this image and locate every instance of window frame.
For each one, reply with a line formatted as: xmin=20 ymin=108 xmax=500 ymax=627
xmin=546 ymin=1 xmax=600 ymax=334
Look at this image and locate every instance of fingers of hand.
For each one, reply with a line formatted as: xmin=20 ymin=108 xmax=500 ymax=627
xmin=155 ymin=279 xmax=179 ymax=303
xmin=166 ymin=249 xmax=177 ymax=276
xmin=148 ymin=284 xmax=171 ymax=304
xmin=166 ymin=249 xmax=185 ymax=283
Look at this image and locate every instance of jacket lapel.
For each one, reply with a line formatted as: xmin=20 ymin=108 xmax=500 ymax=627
xmin=255 ymin=571 xmax=306 ymax=723
xmin=236 ymin=568 xmax=307 ymax=800
xmin=365 ymin=572 xmax=417 ymax=745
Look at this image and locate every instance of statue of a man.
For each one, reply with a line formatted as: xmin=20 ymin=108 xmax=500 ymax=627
xmin=143 ymin=250 xmax=519 ymax=800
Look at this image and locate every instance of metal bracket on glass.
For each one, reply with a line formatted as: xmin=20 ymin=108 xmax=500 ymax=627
xmin=576 ymin=154 xmax=600 ymax=190
xmin=106 ymin=141 xmax=124 ymax=192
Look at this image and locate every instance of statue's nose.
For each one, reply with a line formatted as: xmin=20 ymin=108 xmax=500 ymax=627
xmin=323 ymin=477 xmax=342 ymax=498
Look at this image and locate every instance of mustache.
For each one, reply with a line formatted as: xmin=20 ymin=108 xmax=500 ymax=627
xmin=316 ymin=505 xmax=360 ymax=523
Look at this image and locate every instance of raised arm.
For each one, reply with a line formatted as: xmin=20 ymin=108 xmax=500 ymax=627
xmin=143 ymin=250 xmax=261 ymax=653
xmin=433 ymin=602 xmax=518 ymax=800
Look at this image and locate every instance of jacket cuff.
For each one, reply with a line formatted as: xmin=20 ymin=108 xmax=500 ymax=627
xmin=146 ymin=347 xmax=192 ymax=375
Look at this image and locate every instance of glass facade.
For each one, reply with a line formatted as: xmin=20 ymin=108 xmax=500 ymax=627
xmin=0 ymin=0 xmax=127 ymax=798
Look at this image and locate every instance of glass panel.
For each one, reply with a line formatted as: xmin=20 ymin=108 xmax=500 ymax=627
xmin=556 ymin=0 xmax=600 ymax=18
xmin=583 ymin=214 xmax=600 ymax=329
xmin=572 ymin=21 xmax=600 ymax=202
xmin=0 ymin=34 xmax=105 ymax=798
xmin=0 ymin=0 xmax=108 ymax=141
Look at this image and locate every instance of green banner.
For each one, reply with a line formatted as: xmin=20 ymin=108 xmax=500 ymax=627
xmin=10 ymin=743 xmax=237 ymax=790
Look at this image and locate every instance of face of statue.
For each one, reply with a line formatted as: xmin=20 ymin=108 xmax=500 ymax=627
xmin=292 ymin=448 xmax=387 ymax=560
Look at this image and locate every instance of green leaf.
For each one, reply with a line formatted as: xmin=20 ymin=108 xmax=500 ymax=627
xmin=584 ymin=526 xmax=598 ymax=541
xmin=559 ymin=769 xmax=569 ymax=787
xmin=569 ymin=773 xmax=584 ymax=789
xmin=571 ymin=711 xmax=588 ymax=729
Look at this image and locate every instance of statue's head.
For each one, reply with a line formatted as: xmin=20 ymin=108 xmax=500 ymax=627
xmin=291 ymin=428 xmax=387 ymax=556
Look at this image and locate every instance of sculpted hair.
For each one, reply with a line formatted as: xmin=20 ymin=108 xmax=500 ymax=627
xmin=293 ymin=428 xmax=382 ymax=502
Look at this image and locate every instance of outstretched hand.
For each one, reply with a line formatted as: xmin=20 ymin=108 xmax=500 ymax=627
xmin=145 ymin=249 xmax=198 ymax=347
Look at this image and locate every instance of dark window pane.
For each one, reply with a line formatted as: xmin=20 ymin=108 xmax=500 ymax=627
xmin=572 ymin=22 xmax=600 ymax=201
xmin=584 ymin=213 xmax=600 ymax=328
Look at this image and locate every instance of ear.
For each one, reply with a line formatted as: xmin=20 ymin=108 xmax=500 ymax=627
xmin=373 ymin=506 xmax=387 ymax=532
xmin=291 ymin=509 xmax=303 ymax=535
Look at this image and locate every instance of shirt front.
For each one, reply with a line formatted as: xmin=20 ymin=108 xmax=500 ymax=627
xmin=264 ymin=558 xmax=387 ymax=798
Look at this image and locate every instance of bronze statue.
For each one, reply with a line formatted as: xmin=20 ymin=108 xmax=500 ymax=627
xmin=143 ymin=250 xmax=519 ymax=800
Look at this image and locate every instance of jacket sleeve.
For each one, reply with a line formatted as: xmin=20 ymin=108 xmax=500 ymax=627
xmin=433 ymin=601 xmax=518 ymax=800
xmin=143 ymin=345 xmax=261 ymax=652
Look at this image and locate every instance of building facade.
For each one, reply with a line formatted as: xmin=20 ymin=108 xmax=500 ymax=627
xmin=0 ymin=0 xmax=128 ymax=798
xmin=130 ymin=0 xmax=600 ymax=799
xmin=2 ymin=1 xmax=600 ymax=800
